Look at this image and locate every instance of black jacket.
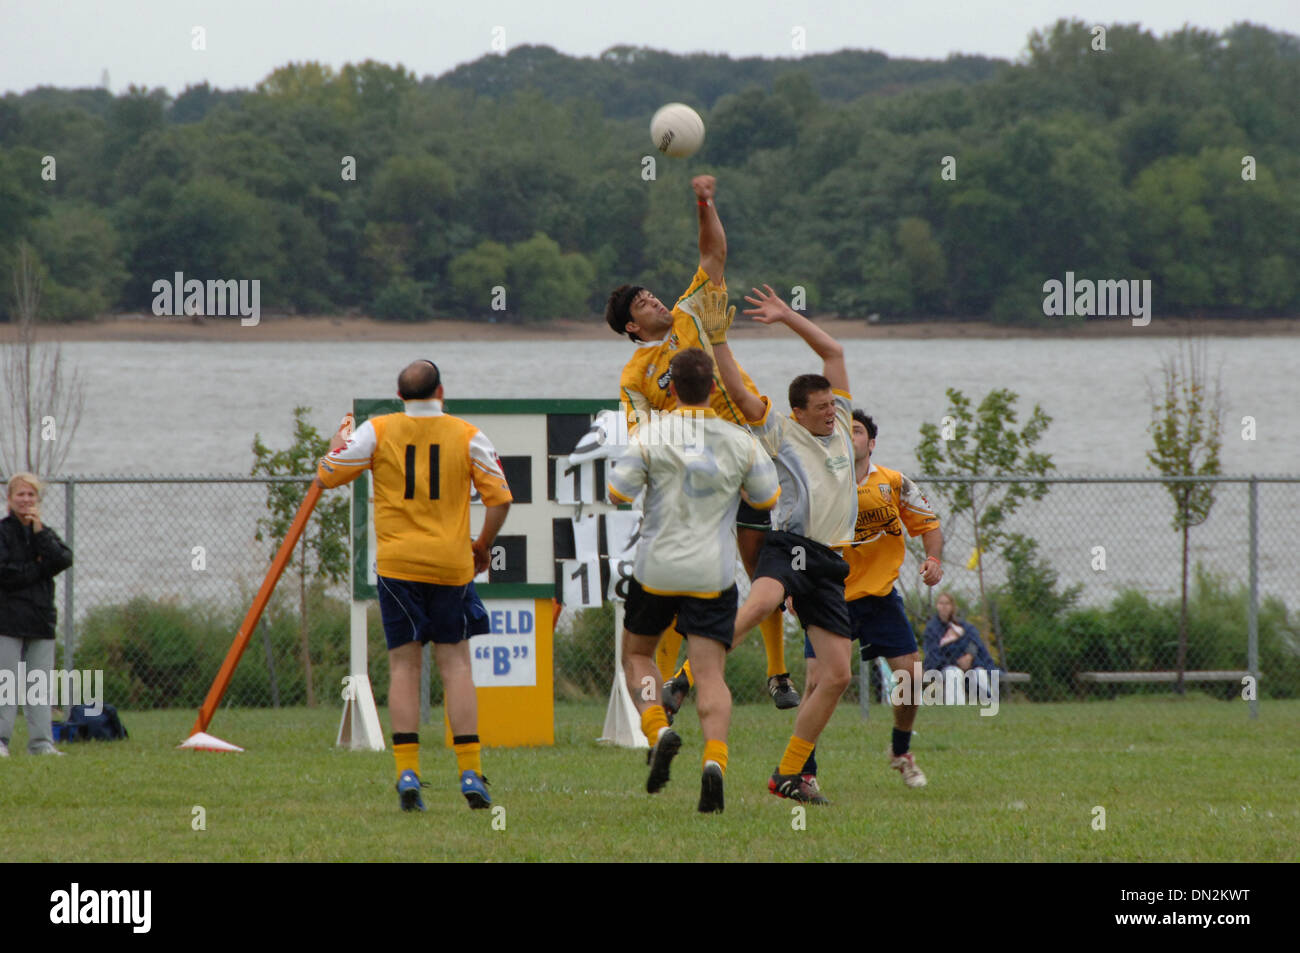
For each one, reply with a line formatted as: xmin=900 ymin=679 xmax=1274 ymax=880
xmin=0 ymin=512 xmax=73 ymax=639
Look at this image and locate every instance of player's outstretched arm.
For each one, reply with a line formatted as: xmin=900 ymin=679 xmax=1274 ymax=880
xmin=712 ymin=341 xmax=767 ymax=423
xmin=694 ymin=175 xmax=725 ymax=285
xmin=743 ymin=284 xmax=849 ymax=395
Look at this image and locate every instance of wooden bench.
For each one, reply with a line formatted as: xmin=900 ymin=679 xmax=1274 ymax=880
xmin=1077 ymin=671 xmax=1252 ymax=684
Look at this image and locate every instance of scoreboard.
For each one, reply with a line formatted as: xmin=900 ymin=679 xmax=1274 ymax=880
xmin=344 ymin=398 xmax=625 ymax=749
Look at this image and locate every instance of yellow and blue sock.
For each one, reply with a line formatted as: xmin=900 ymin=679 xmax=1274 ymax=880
xmin=761 ymin=612 xmax=785 ymax=678
xmin=779 ymin=735 xmax=815 ymax=776
xmin=393 ymin=732 xmax=419 ymax=781
xmin=453 ymin=734 xmax=482 ymax=776
xmin=703 ymin=739 xmax=728 ymax=776
xmin=641 ymin=705 xmax=669 ymax=745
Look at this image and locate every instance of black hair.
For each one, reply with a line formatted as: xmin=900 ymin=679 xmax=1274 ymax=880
xmin=852 ymin=409 xmax=877 ymax=440
xmin=788 ymin=373 xmax=832 ymax=410
xmin=605 ymin=285 xmax=645 ymax=341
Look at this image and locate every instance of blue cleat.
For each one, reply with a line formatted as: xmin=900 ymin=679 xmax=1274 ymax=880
xmin=396 ymin=770 xmax=426 ymax=812
xmin=461 ymin=770 xmax=492 ymax=810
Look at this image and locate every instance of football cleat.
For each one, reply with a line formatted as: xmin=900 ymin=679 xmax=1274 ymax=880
xmin=767 ymin=673 xmax=801 ymax=710
xmin=768 ymin=770 xmax=826 ymax=804
xmin=698 ymin=762 xmax=725 ymax=814
xmin=396 ymin=769 xmax=426 ymax=812
xmin=801 ymin=774 xmax=830 ymax=806
xmin=646 ymin=728 xmax=682 ymax=794
xmin=888 ymin=749 xmax=928 ymax=788
xmin=461 ymin=770 xmax=492 ymax=809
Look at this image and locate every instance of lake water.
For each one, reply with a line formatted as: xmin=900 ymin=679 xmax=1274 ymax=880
xmin=24 ymin=335 xmax=1300 ymax=620
xmin=50 ymin=334 xmax=1300 ymax=475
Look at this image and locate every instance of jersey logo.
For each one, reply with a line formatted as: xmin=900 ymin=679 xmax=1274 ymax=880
xmin=657 ymin=368 xmax=672 ymax=390
xmin=879 ymin=483 xmax=891 ymax=500
xmin=825 ymin=454 xmax=851 ymax=473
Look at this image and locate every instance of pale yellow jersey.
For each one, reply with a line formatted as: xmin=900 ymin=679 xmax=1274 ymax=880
xmin=607 ymin=408 xmax=780 ymax=596
xmin=838 ymin=462 xmax=941 ymax=600
xmin=749 ymin=390 xmax=857 ymax=548
xmin=617 ymin=266 xmax=760 ymax=429
xmin=316 ymin=400 xmax=512 ymax=586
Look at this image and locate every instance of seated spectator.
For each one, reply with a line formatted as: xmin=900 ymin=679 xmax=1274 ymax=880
xmin=923 ymin=592 xmax=1000 ymax=673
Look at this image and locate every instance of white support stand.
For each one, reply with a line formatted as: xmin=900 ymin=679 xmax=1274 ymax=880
xmin=337 ymin=601 xmax=385 ymax=750
xmin=599 ymin=601 xmax=648 ymax=748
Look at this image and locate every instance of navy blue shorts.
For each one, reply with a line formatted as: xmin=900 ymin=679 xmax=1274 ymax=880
xmin=377 ymin=577 xmax=490 ymax=650
xmin=804 ymin=588 xmax=918 ymax=661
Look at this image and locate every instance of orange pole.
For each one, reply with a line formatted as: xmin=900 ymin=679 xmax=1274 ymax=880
xmin=190 ymin=481 xmax=324 ymax=735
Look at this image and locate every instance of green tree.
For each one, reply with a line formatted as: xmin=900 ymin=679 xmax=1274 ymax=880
xmin=447 ymin=240 xmax=508 ymax=316
xmin=1147 ymin=341 xmax=1223 ymax=694
xmin=251 ymin=407 xmax=350 ymax=707
xmin=507 ymin=232 xmax=594 ymax=320
xmin=915 ymin=388 xmax=1054 ymax=666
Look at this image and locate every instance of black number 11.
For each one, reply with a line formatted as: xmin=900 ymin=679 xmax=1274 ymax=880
xmin=403 ymin=444 xmax=441 ymax=499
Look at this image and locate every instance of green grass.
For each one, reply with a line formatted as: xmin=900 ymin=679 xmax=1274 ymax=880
xmin=2 ymin=698 xmax=1297 ymax=862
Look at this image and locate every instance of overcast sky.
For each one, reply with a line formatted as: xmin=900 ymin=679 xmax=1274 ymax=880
xmin=2 ymin=0 xmax=1298 ymax=96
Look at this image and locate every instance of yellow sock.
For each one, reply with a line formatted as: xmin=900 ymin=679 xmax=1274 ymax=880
xmin=778 ymin=735 xmax=816 ymax=776
xmin=453 ymin=740 xmax=482 ymax=776
xmin=641 ymin=705 xmax=669 ymax=744
xmin=656 ymin=626 xmax=683 ymax=682
xmin=761 ymin=612 xmax=785 ymax=678
xmin=394 ymin=742 xmax=419 ymax=781
xmin=682 ymin=658 xmax=694 ymax=688
xmin=703 ymin=739 xmax=729 ymax=776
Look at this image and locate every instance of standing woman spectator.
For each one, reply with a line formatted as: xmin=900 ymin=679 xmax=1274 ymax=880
xmin=0 ymin=473 xmax=74 ymax=756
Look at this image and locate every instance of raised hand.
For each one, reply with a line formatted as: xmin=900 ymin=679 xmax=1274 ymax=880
xmin=691 ymin=175 xmax=716 ymax=202
xmin=742 ymin=284 xmax=794 ymax=325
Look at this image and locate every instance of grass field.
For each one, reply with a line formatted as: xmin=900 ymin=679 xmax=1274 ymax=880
xmin=2 ymin=698 xmax=1297 ymax=862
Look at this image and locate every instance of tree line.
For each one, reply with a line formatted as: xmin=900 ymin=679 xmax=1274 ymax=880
xmin=0 ymin=19 xmax=1296 ymax=325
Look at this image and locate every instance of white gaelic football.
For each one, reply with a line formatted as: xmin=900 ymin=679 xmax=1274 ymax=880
xmin=650 ymin=103 xmax=705 ymax=158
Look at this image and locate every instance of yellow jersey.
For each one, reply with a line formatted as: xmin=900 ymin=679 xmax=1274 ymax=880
xmin=839 ymin=462 xmax=940 ymax=599
xmin=618 ymin=266 xmax=760 ymax=429
xmin=316 ymin=400 xmax=512 ymax=586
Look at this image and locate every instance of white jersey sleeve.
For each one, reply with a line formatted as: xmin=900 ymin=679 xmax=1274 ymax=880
xmin=742 ymin=437 xmax=781 ymax=510
xmin=607 ymin=436 xmax=648 ymax=505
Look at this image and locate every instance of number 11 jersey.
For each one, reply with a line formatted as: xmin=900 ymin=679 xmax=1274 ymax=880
xmin=316 ymin=399 xmax=512 ymax=585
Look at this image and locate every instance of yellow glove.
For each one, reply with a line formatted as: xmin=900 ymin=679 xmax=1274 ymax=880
xmin=695 ymin=288 xmax=735 ymax=345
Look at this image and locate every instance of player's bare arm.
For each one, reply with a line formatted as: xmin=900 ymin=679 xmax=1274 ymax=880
xmin=743 ymin=284 xmax=849 ymax=394
xmin=711 ymin=341 xmax=767 ymax=423
xmin=920 ymin=527 xmax=944 ymax=586
xmin=693 ymin=174 xmax=725 ymax=284
xmin=472 ymin=501 xmax=511 ymax=574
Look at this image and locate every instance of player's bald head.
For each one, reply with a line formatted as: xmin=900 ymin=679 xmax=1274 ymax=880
xmin=398 ymin=360 xmax=441 ymax=401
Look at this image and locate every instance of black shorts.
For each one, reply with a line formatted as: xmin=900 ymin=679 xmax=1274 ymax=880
xmin=805 ymin=588 xmax=918 ymax=661
xmin=754 ymin=530 xmax=851 ymax=638
xmin=624 ymin=578 xmax=738 ymax=647
xmin=736 ymin=498 xmax=772 ymax=530
xmin=377 ymin=577 xmax=489 ymax=650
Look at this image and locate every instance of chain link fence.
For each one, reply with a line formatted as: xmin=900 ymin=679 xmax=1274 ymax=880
xmin=18 ymin=474 xmax=1300 ymax=712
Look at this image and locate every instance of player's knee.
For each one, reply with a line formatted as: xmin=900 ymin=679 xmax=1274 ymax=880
xmin=823 ymin=661 xmax=852 ymax=693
